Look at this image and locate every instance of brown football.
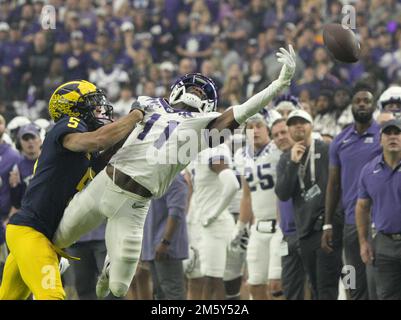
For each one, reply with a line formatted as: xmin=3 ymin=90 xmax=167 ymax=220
xmin=323 ymin=23 xmax=360 ymax=63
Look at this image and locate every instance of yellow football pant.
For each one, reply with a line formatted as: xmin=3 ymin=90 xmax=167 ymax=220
xmin=0 ymin=225 xmax=65 ymax=300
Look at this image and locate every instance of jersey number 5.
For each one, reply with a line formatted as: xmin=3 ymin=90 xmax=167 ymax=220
xmin=67 ymin=117 xmax=80 ymax=129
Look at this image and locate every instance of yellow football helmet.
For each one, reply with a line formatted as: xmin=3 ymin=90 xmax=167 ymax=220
xmin=48 ymin=80 xmax=113 ymax=130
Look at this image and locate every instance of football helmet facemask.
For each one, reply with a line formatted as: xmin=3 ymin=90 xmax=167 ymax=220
xmin=49 ymin=80 xmax=113 ymax=131
xmin=169 ymin=73 xmax=218 ymax=113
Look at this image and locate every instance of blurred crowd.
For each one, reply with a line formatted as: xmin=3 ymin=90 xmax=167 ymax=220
xmin=0 ymin=0 xmax=400 ymax=125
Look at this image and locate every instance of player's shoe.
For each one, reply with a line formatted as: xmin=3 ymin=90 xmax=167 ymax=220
xmin=96 ymin=256 xmax=111 ymax=299
xmin=59 ymin=257 xmax=70 ymax=275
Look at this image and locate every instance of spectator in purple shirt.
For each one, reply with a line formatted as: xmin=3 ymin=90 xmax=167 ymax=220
xmin=141 ymin=173 xmax=189 ymax=300
xmin=21 ymin=31 xmax=53 ymax=100
xmin=0 ymin=23 xmax=30 ymax=100
xmin=263 ymin=0 xmax=298 ymax=30
xmin=0 ymin=115 xmax=22 ymax=234
xmin=322 ymin=88 xmax=381 ymax=300
xmin=62 ymin=30 xmax=93 ymax=82
xmin=356 ymin=119 xmax=401 ymax=300
xmin=9 ymin=124 xmax=42 ymax=212
xmin=176 ymin=12 xmax=213 ymax=70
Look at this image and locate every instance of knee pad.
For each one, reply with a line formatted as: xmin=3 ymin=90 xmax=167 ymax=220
xmin=121 ymin=234 xmax=142 ymax=262
xmin=109 ymin=282 xmax=129 ymax=298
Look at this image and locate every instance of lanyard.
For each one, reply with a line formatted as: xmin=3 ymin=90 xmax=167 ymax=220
xmin=298 ymin=139 xmax=315 ymax=192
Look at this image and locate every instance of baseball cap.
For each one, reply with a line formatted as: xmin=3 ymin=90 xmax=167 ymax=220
xmin=159 ymin=61 xmax=175 ymax=72
xmin=286 ymin=109 xmax=313 ymax=126
xmin=18 ymin=124 xmax=40 ymax=140
xmin=248 ymin=38 xmax=258 ymax=47
xmin=71 ymin=30 xmax=84 ymax=40
xmin=0 ymin=22 xmax=10 ymax=32
xmin=245 ymin=113 xmax=268 ymax=126
xmin=381 ymin=119 xmax=401 ymax=133
xmin=121 ymin=21 xmax=134 ymax=32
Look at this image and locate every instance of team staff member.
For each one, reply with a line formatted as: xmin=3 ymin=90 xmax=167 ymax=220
xmin=322 ymin=89 xmax=381 ymax=300
xmin=275 ymin=109 xmax=343 ymax=300
xmin=356 ymin=119 xmax=401 ymax=300
xmin=271 ymin=118 xmax=306 ymax=300
xmin=0 ymin=80 xmax=145 ymax=300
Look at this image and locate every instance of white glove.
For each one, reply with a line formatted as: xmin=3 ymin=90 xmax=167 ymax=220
xmin=229 ymin=221 xmax=250 ymax=253
xmin=276 ymin=45 xmax=296 ymax=86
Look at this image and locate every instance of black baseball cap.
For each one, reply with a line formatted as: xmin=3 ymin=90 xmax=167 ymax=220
xmin=381 ymin=119 xmax=401 ymax=133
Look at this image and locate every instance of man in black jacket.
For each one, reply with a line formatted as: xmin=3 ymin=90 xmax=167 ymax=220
xmin=275 ymin=109 xmax=343 ymax=300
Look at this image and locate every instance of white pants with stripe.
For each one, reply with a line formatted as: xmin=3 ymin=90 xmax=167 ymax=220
xmin=53 ymin=169 xmax=150 ymax=297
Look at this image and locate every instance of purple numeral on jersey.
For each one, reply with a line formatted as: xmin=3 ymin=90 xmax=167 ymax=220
xmin=153 ymin=120 xmax=179 ymax=149
xmin=137 ymin=114 xmax=180 ymax=149
xmin=137 ymin=113 xmax=161 ymax=140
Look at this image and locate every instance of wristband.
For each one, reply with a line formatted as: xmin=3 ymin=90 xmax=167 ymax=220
xmin=323 ymin=224 xmax=333 ymax=231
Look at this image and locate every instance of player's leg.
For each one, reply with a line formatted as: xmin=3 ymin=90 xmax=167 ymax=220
xmin=184 ymin=221 xmax=205 ymax=300
xmin=103 ymin=190 xmax=150 ymax=298
xmin=281 ymin=234 xmax=306 ymax=300
xmin=246 ymin=226 xmax=271 ymax=300
xmin=5 ymin=225 xmax=65 ymax=300
xmin=53 ymin=170 xmax=109 ymax=249
xmin=223 ymin=213 xmax=246 ymax=300
xmin=0 ymin=252 xmax=31 ymax=300
xmin=200 ymin=219 xmax=233 ymax=300
xmin=268 ymin=228 xmax=284 ymax=299
xmin=223 ymin=249 xmax=246 ymax=300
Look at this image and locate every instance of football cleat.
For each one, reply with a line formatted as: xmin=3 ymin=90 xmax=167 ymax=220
xmin=96 ymin=256 xmax=111 ymax=299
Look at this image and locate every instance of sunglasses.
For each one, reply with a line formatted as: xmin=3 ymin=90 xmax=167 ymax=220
xmin=21 ymin=134 xmax=37 ymax=141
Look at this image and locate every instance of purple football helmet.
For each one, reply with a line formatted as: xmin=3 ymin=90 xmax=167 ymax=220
xmin=169 ymin=73 xmax=218 ymax=113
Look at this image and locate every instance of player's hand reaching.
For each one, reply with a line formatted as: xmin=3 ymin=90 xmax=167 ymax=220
xmin=130 ymin=101 xmax=146 ymax=118
xmin=276 ymin=45 xmax=296 ymax=86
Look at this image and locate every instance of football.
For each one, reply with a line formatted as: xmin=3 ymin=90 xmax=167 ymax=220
xmin=323 ymin=23 xmax=361 ymax=63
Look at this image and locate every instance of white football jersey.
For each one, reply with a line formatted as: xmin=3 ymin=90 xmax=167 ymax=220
xmin=228 ymin=147 xmax=247 ymax=214
xmin=188 ymin=144 xmax=233 ymax=223
xmin=243 ymin=142 xmax=282 ymax=220
xmin=110 ymin=96 xmax=220 ymax=198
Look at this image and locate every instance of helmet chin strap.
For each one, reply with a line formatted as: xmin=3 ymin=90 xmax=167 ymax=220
xmin=181 ymin=93 xmax=203 ymax=111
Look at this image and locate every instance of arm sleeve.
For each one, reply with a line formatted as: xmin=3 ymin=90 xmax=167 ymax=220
xmin=274 ymin=153 xmax=300 ymax=201
xmin=232 ymin=79 xmax=287 ymax=124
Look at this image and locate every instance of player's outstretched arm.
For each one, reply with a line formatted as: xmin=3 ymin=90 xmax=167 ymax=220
xmin=63 ymin=107 xmax=144 ymax=153
xmin=208 ymin=45 xmax=296 ymax=132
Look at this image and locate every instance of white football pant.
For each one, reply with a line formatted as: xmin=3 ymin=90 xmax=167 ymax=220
xmin=53 ymin=169 xmax=150 ymax=297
